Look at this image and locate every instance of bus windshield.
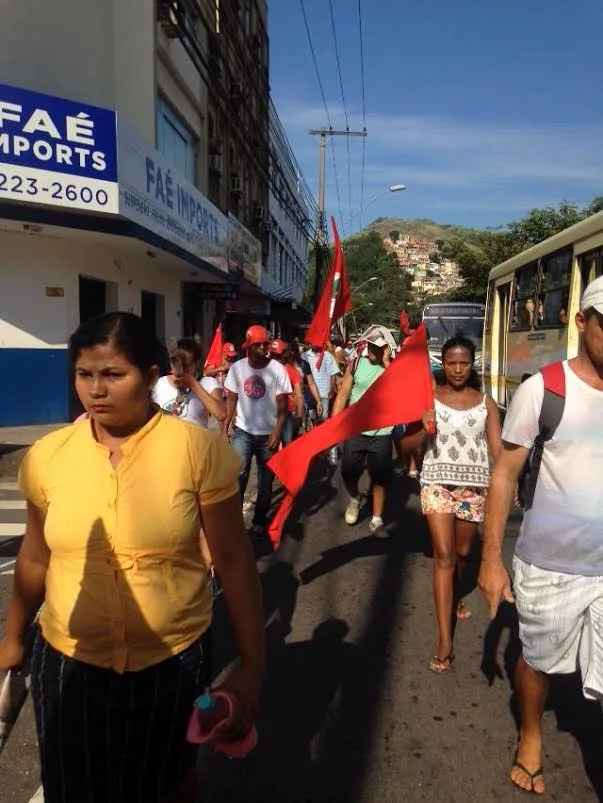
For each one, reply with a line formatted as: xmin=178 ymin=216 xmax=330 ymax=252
xmin=423 ymin=317 xmax=484 ymax=351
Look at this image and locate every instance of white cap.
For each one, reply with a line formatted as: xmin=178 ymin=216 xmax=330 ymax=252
xmin=369 ymin=335 xmax=388 ymax=348
xmin=357 ymin=324 xmax=397 ymax=351
xmin=581 ymin=275 xmax=603 ymax=314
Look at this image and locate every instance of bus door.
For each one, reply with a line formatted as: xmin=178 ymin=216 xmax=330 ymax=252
xmin=496 ymin=282 xmax=512 ymax=408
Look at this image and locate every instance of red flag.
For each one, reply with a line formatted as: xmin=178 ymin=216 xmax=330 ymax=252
xmin=204 ymin=324 xmax=223 ymax=369
xmin=306 ymin=218 xmax=352 ymax=367
xmin=400 ymin=309 xmax=410 ymax=337
xmin=267 ymin=325 xmax=434 ymax=546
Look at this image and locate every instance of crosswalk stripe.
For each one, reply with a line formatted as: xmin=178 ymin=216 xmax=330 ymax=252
xmin=0 ymin=558 xmax=16 ymax=571
xmin=0 ymin=523 xmax=25 ymax=537
xmin=0 ymin=480 xmax=19 ymax=491
xmin=0 ymin=500 xmax=26 ymax=510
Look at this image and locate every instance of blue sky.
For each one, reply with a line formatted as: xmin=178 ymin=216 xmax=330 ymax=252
xmin=268 ymin=0 xmax=603 ymax=233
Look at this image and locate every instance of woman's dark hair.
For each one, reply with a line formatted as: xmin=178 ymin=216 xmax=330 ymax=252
xmin=283 ymin=344 xmax=296 ymax=365
xmin=177 ymin=337 xmax=202 ymax=364
xmin=440 ymin=335 xmax=481 ymax=390
xmin=68 ymin=312 xmax=164 ymax=373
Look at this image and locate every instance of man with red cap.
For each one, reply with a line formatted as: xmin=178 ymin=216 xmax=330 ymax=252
xmin=224 ymin=325 xmax=292 ymax=537
xmin=205 ymin=341 xmax=239 ymax=388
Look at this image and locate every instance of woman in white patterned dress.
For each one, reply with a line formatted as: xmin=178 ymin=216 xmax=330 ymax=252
xmin=419 ymin=336 xmax=502 ymax=673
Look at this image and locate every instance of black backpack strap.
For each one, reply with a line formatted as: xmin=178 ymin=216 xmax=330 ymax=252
xmin=523 ymin=362 xmax=566 ymax=511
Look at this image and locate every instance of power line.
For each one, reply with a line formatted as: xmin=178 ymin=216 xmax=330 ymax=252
xmin=299 ymin=0 xmax=346 ymax=240
xmin=328 ymin=0 xmax=353 ymax=226
xmin=299 ymin=0 xmax=332 ymax=128
xmin=357 ymin=0 xmax=368 ymax=231
xmin=330 ymin=137 xmax=346 ymax=239
xmin=328 ymin=0 xmax=349 ymax=129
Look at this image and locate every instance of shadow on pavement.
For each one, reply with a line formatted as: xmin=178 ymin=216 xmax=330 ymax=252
xmin=0 ymin=445 xmax=22 ymax=457
xmin=0 ymin=538 xmax=21 ymax=559
xmin=482 ymin=601 xmax=603 ymax=799
xmin=203 ymin=469 xmax=426 ymax=802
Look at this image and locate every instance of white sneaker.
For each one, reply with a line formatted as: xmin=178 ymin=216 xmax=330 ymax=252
xmin=369 ymin=516 xmax=387 ymax=537
xmin=345 ymin=498 xmax=360 ymax=525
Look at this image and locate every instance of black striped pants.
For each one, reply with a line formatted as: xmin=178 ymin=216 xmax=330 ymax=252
xmin=31 ymin=630 xmax=210 ymax=803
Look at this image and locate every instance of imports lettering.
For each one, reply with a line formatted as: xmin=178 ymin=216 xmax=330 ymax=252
xmin=0 ymin=99 xmax=108 ymax=173
xmin=145 ymin=157 xmax=220 ymax=243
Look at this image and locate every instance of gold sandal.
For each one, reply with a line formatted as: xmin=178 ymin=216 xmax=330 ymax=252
xmin=429 ymin=652 xmax=455 ymax=674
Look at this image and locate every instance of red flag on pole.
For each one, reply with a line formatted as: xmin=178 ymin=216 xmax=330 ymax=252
xmin=267 ymin=325 xmax=434 ymax=547
xmin=204 ymin=324 xmax=224 ymax=370
xmin=306 ymin=218 xmax=352 ymax=367
xmin=400 ymin=309 xmax=410 ymax=337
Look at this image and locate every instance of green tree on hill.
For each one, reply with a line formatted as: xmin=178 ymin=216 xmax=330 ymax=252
xmin=440 ymin=198 xmax=603 ymax=303
xmin=344 ymin=232 xmax=411 ymax=330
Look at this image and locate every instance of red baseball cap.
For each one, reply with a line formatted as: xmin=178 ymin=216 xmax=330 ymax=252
xmin=223 ymin=342 xmax=238 ymax=357
xmin=242 ymin=325 xmax=270 ymax=349
xmin=270 ymin=338 xmax=287 ymax=356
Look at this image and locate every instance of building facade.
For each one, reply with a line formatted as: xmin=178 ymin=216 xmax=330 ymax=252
xmin=0 ymin=0 xmax=309 ymax=425
xmin=261 ymin=103 xmax=310 ymax=338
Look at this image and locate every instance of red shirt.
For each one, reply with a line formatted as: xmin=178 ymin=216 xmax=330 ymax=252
xmin=285 ymin=364 xmax=301 ymax=413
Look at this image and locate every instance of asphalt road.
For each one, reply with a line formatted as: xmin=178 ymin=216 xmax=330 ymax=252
xmin=0 ymin=457 xmax=602 ymax=802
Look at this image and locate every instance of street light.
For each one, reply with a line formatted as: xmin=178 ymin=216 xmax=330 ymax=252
xmin=343 ymin=184 xmax=406 ymax=229
xmin=351 ymin=276 xmax=378 ymax=294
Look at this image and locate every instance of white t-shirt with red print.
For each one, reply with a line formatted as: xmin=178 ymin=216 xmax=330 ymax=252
xmin=152 ymin=375 xmax=220 ymax=429
xmin=224 ymin=358 xmax=292 ymax=435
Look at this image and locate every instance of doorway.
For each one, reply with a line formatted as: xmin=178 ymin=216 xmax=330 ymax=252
xmin=79 ymin=276 xmax=108 ymax=322
xmin=141 ymin=291 xmax=166 ymax=341
xmin=72 ymin=276 xmax=116 ymax=419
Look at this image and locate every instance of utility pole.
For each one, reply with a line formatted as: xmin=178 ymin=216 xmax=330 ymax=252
xmin=309 ymin=128 xmax=367 ymax=308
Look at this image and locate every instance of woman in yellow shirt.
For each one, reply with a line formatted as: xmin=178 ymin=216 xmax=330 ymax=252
xmin=0 ymin=312 xmax=264 ymax=803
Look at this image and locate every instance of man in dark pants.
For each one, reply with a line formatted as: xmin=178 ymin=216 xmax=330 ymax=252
xmin=224 ymin=325 xmax=291 ymax=537
xmin=331 ymin=328 xmax=393 ymax=536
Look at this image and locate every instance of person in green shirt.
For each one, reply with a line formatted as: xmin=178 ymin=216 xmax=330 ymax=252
xmin=331 ymin=330 xmax=393 ymax=536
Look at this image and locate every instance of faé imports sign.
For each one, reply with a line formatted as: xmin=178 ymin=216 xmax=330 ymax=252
xmin=0 ymin=83 xmax=118 ymax=213
xmin=227 ymin=213 xmax=262 ymax=287
xmin=117 ymin=121 xmax=230 ymax=274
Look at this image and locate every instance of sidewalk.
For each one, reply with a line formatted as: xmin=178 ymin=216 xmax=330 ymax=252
xmin=0 ymin=423 xmax=68 ymax=479
xmin=0 ymin=424 xmax=68 ymax=447
xmin=0 ymin=421 xmax=260 ymax=510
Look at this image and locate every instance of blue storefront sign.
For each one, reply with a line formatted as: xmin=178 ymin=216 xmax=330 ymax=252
xmin=118 ymin=121 xmax=262 ymax=282
xmin=118 ymin=120 xmax=230 ymax=273
xmin=0 ymin=82 xmax=118 ymax=213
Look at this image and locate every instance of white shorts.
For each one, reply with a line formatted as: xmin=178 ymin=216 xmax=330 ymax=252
xmin=513 ymin=556 xmax=603 ymax=700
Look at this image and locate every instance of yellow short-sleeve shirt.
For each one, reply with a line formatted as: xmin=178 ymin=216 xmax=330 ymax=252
xmin=18 ymin=411 xmax=241 ymax=673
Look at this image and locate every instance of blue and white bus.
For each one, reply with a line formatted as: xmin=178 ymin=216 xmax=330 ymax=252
xmin=422 ymin=302 xmax=486 ymax=368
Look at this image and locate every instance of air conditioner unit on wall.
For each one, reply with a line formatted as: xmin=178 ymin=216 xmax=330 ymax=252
xmin=208 ymin=153 xmax=222 ymax=173
xmin=253 ymin=205 xmax=265 ymax=220
xmin=264 ymin=220 xmax=274 ymax=233
xmin=230 ymin=176 xmax=243 ymax=194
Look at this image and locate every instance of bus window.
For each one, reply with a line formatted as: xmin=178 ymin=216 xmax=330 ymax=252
xmin=580 ymin=249 xmax=602 ymax=290
xmin=538 ymin=248 xmax=572 ymax=327
xmin=511 ymin=262 xmax=538 ymax=329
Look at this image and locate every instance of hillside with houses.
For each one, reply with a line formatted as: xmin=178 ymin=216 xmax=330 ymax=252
xmin=365 ymin=217 xmax=485 ymax=301
xmin=382 ymin=232 xmax=463 ymax=298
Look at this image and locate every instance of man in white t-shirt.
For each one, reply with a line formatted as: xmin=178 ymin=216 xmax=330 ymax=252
xmin=224 ymin=324 xmax=291 ymax=536
xmin=478 ymin=275 xmax=603 ymax=796
xmin=303 ymin=345 xmax=340 ymax=422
